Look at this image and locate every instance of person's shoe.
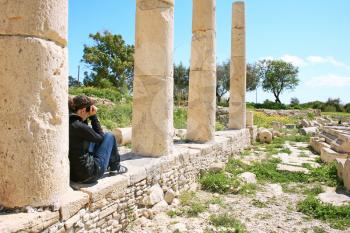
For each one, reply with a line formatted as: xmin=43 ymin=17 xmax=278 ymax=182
xmin=109 ymin=164 xmax=128 ymax=174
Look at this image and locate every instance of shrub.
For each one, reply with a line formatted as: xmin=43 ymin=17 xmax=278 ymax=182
xmin=199 ymin=171 xmax=239 ymax=194
xmin=209 ymin=214 xmax=247 ymax=233
xmin=297 ymin=195 xmax=350 ymax=230
xmin=69 ymin=86 xmax=124 ymax=103
xmin=174 ymin=107 xmax=187 ymax=129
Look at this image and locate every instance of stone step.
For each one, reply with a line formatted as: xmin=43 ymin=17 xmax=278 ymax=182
xmin=320 ymin=147 xmax=349 ymax=163
xmin=335 ymin=158 xmax=347 ymax=180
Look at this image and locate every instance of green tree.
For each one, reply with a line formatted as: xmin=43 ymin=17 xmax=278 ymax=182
xmin=216 ymin=61 xmax=259 ymax=104
xmin=82 ymin=31 xmax=134 ymax=94
xmin=256 ymin=60 xmax=299 ymax=103
xmin=174 ymin=63 xmax=189 ymax=105
xmin=216 ymin=60 xmax=230 ymax=103
xmin=69 ymin=75 xmax=80 ymax=87
xmin=246 ymin=63 xmax=260 ymax=91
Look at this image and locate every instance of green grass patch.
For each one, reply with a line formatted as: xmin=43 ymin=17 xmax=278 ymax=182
xmin=174 ymin=107 xmax=187 ymax=129
xmin=97 ymin=103 xmax=132 ymax=130
xmin=251 ymin=199 xmax=267 ymax=208
xmin=279 ymin=147 xmax=292 ymax=154
xmin=199 ymin=171 xmax=239 ymax=194
xmin=175 ymin=191 xmax=208 ymax=217
xmin=238 ymin=183 xmax=257 ymax=195
xmin=297 ymin=195 xmax=350 ymax=230
xmin=209 ymin=214 xmax=247 ymax=233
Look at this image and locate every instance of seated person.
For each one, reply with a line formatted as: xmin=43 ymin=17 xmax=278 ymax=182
xmin=68 ymin=95 xmax=127 ymax=183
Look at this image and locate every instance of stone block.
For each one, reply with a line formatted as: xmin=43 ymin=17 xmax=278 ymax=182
xmin=318 ymin=187 xmax=350 ymax=206
xmin=320 ymin=147 xmax=349 ymax=163
xmin=246 ymin=111 xmax=254 ymax=127
xmin=0 ymin=37 xmax=69 ymax=208
xmin=300 ymin=127 xmax=318 ymax=136
xmin=190 ymin=30 xmax=216 ymax=71
xmin=59 ymin=191 xmax=89 ymax=221
xmin=192 ymin=0 xmax=215 ymax=32
xmin=231 ymin=2 xmax=245 ymax=57
xmin=143 ymin=184 xmax=164 ymax=206
xmin=0 ymin=0 xmax=68 ymax=46
xmin=132 ymin=75 xmax=173 ymax=156
xmin=134 ymin=0 xmax=174 ymax=76
xmin=187 ymin=70 xmax=216 ymax=142
xmin=335 ymin=158 xmax=347 ymax=180
xmin=277 ymin=164 xmax=309 ymax=174
xmin=0 ymin=211 xmax=59 ymax=233
xmin=343 ymin=159 xmax=350 ymax=192
xmin=77 ymin=175 xmax=128 ymax=204
xmin=229 ymin=58 xmax=246 ymax=130
xmin=258 ymin=129 xmax=273 ymax=143
xmin=164 ymin=189 xmax=175 ymax=204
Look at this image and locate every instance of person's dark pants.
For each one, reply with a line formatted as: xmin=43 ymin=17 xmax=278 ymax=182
xmin=86 ymin=133 xmax=120 ymax=182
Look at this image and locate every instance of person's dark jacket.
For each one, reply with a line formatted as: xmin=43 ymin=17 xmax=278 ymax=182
xmin=69 ymin=114 xmax=104 ymax=182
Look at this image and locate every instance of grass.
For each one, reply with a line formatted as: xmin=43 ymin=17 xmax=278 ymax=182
xmin=251 ymin=199 xmax=267 ymax=208
xmin=97 ymin=103 xmax=132 ymax=130
xmin=174 ymin=107 xmax=187 ymax=129
xmin=253 ymin=111 xmax=299 ymax=128
xmin=167 ymin=191 xmax=208 ymax=218
xmin=199 ymin=171 xmax=239 ymax=194
xmin=297 ymin=195 xmax=350 ymax=230
xmin=209 ymin=214 xmax=247 ymax=233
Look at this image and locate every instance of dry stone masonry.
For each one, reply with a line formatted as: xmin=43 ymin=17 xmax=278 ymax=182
xmin=187 ymin=0 xmax=217 ymax=142
xmin=0 ymin=130 xmax=251 ymax=232
xmin=310 ymin=125 xmax=350 ymax=191
xmin=132 ymin=0 xmax=175 ymax=157
xmin=0 ymin=0 xmax=70 ymax=208
xmin=229 ymin=1 xmax=246 ymax=129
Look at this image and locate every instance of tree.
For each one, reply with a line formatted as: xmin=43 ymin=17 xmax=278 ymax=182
xmin=256 ymin=60 xmax=299 ymax=103
xmin=290 ymin=97 xmax=300 ymax=105
xmin=69 ymin=75 xmax=80 ymax=87
xmin=174 ymin=63 xmax=189 ymax=105
xmin=216 ymin=60 xmax=230 ymax=103
xmin=82 ymin=31 xmax=134 ymax=94
xmin=246 ymin=63 xmax=260 ymax=91
xmin=216 ymin=61 xmax=261 ymax=104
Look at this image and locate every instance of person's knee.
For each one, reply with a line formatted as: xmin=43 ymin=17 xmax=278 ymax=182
xmin=103 ymin=132 xmax=115 ymax=140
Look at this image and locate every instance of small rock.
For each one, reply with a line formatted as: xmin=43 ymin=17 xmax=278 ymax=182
xmin=164 ymin=189 xmax=175 ymax=205
xmin=170 ymin=223 xmax=187 ymax=233
xmin=267 ymin=184 xmax=283 ymax=197
xmin=152 ymin=200 xmax=169 ymax=214
xmin=143 ymin=183 xmax=164 ymax=206
xmin=208 ymin=162 xmax=225 ymax=172
xmin=238 ymin=172 xmax=257 ymax=184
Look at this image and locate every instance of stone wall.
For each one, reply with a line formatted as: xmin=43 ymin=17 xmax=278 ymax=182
xmin=0 ymin=129 xmax=250 ymax=233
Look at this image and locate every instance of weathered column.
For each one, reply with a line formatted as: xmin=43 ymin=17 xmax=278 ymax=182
xmin=132 ymin=0 xmax=174 ymax=156
xmin=0 ymin=0 xmax=70 ymax=207
xmin=186 ymin=0 xmax=216 ymax=142
xmin=229 ymin=1 xmax=246 ymax=129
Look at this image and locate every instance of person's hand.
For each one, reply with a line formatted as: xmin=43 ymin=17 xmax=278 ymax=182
xmin=89 ymin=105 xmax=98 ymax=117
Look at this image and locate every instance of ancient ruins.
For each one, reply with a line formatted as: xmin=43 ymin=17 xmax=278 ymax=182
xmin=0 ymin=0 xmax=251 ymax=232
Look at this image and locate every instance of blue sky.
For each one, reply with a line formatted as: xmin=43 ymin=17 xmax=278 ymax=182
xmin=68 ymin=0 xmax=350 ymax=104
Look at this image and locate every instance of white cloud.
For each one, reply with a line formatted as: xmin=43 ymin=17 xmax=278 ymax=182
xmin=306 ymin=56 xmax=350 ymax=70
xmin=305 ymin=74 xmax=350 ymax=87
xmin=280 ymin=54 xmax=307 ymax=67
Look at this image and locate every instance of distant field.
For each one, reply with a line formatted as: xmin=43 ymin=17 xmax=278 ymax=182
xmin=322 ymin=112 xmax=350 ymax=117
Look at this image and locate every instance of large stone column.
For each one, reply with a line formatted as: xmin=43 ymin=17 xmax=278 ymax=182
xmin=132 ymin=0 xmax=174 ymax=157
xmin=229 ymin=1 xmax=246 ymax=129
xmin=186 ymin=0 xmax=216 ymax=142
xmin=0 ymin=0 xmax=70 ymax=208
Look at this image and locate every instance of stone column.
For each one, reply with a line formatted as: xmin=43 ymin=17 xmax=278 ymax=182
xmin=229 ymin=1 xmax=246 ymax=129
xmin=132 ymin=0 xmax=174 ymax=157
xmin=0 ymin=0 xmax=70 ymax=208
xmin=186 ymin=0 xmax=216 ymax=142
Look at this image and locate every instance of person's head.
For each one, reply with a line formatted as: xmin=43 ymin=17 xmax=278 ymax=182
xmin=68 ymin=95 xmax=94 ymax=120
